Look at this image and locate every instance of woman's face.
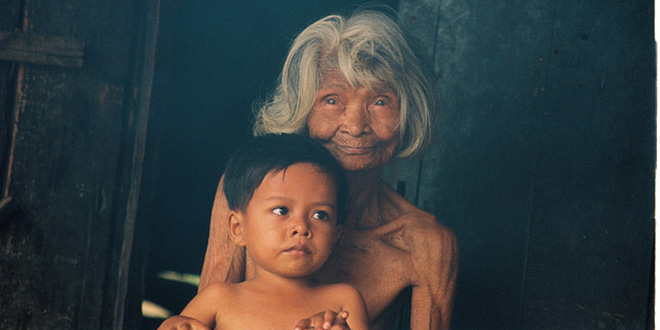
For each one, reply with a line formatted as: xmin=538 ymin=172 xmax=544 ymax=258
xmin=307 ymin=73 xmax=401 ymax=171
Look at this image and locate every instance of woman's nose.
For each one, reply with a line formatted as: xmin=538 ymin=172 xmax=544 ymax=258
xmin=341 ymin=103 xmax=369 ymax=136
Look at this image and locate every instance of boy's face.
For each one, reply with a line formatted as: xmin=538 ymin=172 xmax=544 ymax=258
xmin=229 ymin=162 xmax=341 ymax=279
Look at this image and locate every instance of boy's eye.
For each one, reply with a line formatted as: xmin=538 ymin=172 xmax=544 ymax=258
xmin=312 ymin=211 xmax=330 ymax=221
xmin=272 ymin=207 xmax=288 ymax=215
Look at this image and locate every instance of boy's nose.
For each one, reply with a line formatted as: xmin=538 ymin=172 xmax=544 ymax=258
xmin=291 ymin=228 xmax=311 ymax=238
xmin=289 ymin=220 xmax=312 ymax=238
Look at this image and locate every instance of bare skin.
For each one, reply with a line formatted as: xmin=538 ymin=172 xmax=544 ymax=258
xmin=160 ymin=164 xmax=369 ymax=330
xmin=158 ymin=283 xmax=362 ymax=330
xmin=200 ymin=75 xmax=459 ymax=329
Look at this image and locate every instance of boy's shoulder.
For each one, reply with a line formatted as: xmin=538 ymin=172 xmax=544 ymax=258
xmin=323 ymin=282 xmax=360 ymax=294
xmin=197 ymin=281 xmax=237 ymax=301
xmin=317 ymin=282 xmax=364 ymax=304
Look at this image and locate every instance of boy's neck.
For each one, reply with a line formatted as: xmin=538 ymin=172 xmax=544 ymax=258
xmin=246 ymin=269 xmax=319 ymax=293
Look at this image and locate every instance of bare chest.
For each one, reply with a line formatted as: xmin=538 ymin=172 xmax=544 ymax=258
xmin=215 ymin=295 xmax=339 ymax=330
xmin=316 ymin=226 xmax=413 ymax=319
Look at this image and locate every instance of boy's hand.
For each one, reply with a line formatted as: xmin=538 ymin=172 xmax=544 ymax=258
xmin=294 ymin=310 xmax=350 ymax=330
xmin=157 ymin=315 xmax=211 ymax=330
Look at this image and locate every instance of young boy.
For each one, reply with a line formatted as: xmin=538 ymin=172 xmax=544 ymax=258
xmin=157 ymin=134 xmax=368 ymax=330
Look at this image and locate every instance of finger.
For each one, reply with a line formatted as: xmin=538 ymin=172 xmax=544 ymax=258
xmin=329 ymin=325 xmax=350 ymax=330
xmin=294 ymin=319 xmax=312 ymax=330
xmin=190 ymin=320 xmax=211 ymax=330
xmin=335 ymin=310 xmax=348 ymax=325
xmin=323 ymin=310 xmax=339 ymax=329
xmin=313 ymin=315 xmax=327 ymax=330
xmin=192 ymin=318 xmax=211 ymax=330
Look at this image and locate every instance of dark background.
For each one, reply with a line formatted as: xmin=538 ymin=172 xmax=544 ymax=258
xmin=138 ymin=1 xmax=656 ymax=329
xmin=0 ymin=0 xmax=653 ymax=329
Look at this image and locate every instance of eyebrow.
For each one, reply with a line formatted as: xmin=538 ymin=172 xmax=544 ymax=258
xmin=263 ymin=196 xmax=337 ymax=209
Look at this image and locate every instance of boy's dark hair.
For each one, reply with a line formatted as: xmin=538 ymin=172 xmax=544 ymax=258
xmin=223 ymin=134 xmax=348 ymax=224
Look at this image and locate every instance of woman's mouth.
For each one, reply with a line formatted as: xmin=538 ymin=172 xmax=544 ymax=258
xmin=334 ymin=143 xmax=373 ymax=155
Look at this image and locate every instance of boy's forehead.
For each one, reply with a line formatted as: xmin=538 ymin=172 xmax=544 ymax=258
xmin=264 ymin=163 xmax=334 ymax=184
xmin=246 ymin=163 xmax=338 ymax=207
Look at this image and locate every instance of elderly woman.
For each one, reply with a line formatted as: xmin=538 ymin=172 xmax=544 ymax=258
xmin=200 ymin=9 xmax=458 ymax=330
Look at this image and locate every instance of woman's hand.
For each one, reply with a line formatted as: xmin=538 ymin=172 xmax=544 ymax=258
xmin=157 ymin=315 xmax=211 ymax=330
xmin=294 ymin=310 xmax=350 ymax=330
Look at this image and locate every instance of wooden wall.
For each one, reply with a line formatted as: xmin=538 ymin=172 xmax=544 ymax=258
xmin=0 ymin=0 xmax=653 ymax=329
xmin=391 ymin=0 xmax=654 ymax=329
xmin=0 ymin=0 xmax=159 ymax=329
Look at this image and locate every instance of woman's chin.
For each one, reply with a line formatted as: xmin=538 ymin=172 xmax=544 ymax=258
xmin=335 ymin=155 xmax=389 ymax=172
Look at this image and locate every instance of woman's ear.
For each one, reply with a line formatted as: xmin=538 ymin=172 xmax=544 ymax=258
xmin=228 ymin=211 xmax=246 ymax=247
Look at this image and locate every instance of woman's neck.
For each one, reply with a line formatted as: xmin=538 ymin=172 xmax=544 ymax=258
xmin=344 ymin=167 xmax=398 ymax=229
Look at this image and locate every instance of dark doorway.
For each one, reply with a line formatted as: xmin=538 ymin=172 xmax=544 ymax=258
xmin=135 ymin=2 xmax=398 ymax=329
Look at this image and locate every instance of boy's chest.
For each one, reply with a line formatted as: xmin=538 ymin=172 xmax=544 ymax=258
xmin=215 ymin=295 xmax=338 ymax=330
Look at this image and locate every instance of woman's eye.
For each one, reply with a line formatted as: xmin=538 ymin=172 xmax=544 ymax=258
xmin=375 ymin=99 xmax=387 ymax=106
xmin=272 ymin=207 xmax=288 ymax=215
xmin=312 ymin=211 xmax=330 ymax=221
xmin=326 ymin=98 xmax=337 ymax=105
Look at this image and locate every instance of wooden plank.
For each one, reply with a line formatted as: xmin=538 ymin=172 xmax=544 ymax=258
xmin=0 ymin=0 xmax=151 ymax=328
xmin=0 ymin=31 xmax=84 ymax=67
xmin=519 ymin=0 xmax=655 ymax=328
xmin=397 ymin=0 xmax=654 ymax=329
xmin=0 ymin=196 xmax=18 ymax=226
xmin=399 ymin=0 xmax=556 ymax=328
xmin=109 ymin=0 xmax=161 ymax=328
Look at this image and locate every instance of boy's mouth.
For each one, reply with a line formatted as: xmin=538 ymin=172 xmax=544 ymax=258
xmin=284 ymin=244 xmax=311 ymax=255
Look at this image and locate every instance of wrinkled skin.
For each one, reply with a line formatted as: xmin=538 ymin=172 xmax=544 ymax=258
xmin=200 ymin=74 xmax=458 ymax=330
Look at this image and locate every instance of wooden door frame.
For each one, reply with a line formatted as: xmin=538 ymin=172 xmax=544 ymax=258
xmin=106 ymin=0 xmax=162 ymax=328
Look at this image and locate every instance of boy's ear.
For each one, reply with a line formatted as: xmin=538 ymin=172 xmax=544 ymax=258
xmin=333 ymin=224 xmax=342 ymax=244
xmin=228 ymin=211 xmax=246 ymax=247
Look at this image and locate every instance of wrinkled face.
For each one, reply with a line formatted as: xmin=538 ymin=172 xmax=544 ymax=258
xmin=307 ymin=73 xmax=401 ymax=171
xmin=230 ymin=163 xmax=341 ymax=279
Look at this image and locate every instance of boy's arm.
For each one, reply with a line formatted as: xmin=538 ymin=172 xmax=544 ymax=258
xmin=199 ymin=175 xmax=246 ymax=291
xmin=339 ymin=284 xmax=369 ymax=330
xmin=158 ymin=284 xmax=226 ymax=330
xmin=157 ymin=315 xmax=210 ymax=330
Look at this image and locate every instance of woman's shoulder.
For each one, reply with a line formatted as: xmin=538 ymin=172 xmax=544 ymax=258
xmin=384 ymin=193 xmax=454 ymax=236
xmin=382 ymin=182 xmax=446 ymax=223
xmin=382 ymin=189 xmax=457 ymax=246
xmin=400 ymin=210 xmax=454 ymax=237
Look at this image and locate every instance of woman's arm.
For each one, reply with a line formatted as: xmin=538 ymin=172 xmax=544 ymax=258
xmin=408 ymin=219 xmax=459 ymax=330
xmin=198 ymin=176 xmax=246 ymax=292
